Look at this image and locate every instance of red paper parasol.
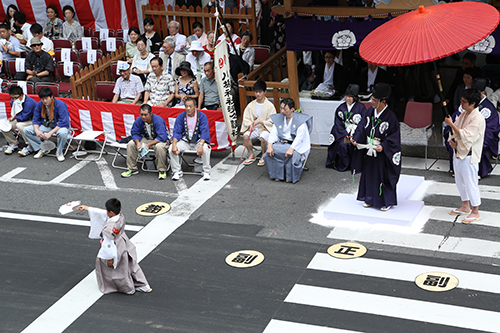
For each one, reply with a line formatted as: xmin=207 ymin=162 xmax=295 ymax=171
xmin=360 ymin=2 xmax=500 ymax=67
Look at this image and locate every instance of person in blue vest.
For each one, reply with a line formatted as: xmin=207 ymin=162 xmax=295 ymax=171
xmin=443 ymin=78 xmax=500 ymax=178
xmin=263 ymin=98 xmax=313 ymax=183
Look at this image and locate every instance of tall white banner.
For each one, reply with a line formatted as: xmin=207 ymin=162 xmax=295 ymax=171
xmin=214 ymin=40 xmax=238 ymax=145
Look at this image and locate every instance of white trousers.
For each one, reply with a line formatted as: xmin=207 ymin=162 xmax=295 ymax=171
xmin=169 ymin=140 xmax=211 ymax=174
xmin=453 ymin=156 xmax=481 ymax=207
xmin=244 ymin=129 xmax=269 ymax=142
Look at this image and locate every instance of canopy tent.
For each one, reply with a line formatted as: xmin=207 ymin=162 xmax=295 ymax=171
xmin=0 ymin=0 xmax=175 ymax=32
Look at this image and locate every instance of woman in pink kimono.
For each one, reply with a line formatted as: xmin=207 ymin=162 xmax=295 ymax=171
xmin=78 ymin=199 xmax=152 ymax=294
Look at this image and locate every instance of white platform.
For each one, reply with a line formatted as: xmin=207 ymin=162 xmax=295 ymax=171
xmin=323 ymin=175 xmax=425 ymax=227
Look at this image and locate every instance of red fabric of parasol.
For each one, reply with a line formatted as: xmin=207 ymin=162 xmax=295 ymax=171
xmin=360 ymin=2 xmax=500 ymax=67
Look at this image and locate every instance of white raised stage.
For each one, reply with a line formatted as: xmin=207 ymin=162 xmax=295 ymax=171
xmin=323 ymin=175 xmax=425 ymax=227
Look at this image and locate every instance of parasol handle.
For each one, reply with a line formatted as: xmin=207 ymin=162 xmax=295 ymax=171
xmin=433 ymin=61 xmax=449 ymax=118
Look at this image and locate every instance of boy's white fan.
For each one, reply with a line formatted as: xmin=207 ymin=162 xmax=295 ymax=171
xmin=59 ymin=200 xmax=81 ymax=215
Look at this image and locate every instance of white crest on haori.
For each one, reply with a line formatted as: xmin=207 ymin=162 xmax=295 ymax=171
xmin=331 ymin=30 xmax=356 ymax=50
xmin=365 ymin=116 xmax=370 ymax=128
xmin=338 ymin=111 xmax=344 ymax=120
xmin=329 ymin=134 xmax=335 ymax=144
xmin=353 ymin=114 xmax=362 ymax=124
xmin=392 ymin=152 xmax=401 ymax=166
xmin=379 ymin=121 xmax=389 ymax=134
xmin=480 ymin=107 xmax=491 ymax=119
xmin=468 ymin=35 xmax=495 ymax=54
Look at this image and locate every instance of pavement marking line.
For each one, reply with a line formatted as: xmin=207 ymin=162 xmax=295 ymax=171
xmin=0 ymin=177 xmax=178 ymax=197
xmin=426 ymin=181 xmax=500 ymax=200
xmin=0 ymin=211 xmax=142 ymax=232
xmin=263 ymin=319 xmax=361 ymax=333
xmin=428 ymin=205 xmax=500 ymax=228
xmin=285 ymin=284 xmax=500 ymax=332
xmin=309 ymin=253 xmax=500 ymax=295
xmin=21 ymin=153 xmax=244 ymax=333
xmin=0 ymin=167 xmax=26 ymax=180
xmin=49 ymin=161 xmax=91 ymax=184
xmin=173 ymin=177 xmax=188 ymax=193
xmin=328 ymin=227 xmax=500 ymax=259
xmin=96 ymin=158 xmax=118 ymax=189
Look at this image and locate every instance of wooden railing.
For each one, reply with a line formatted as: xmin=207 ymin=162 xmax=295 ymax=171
xmin=142 ymin=4 xmax=257 ymax=44
xmin=238 ymin=46 xmax=300 ymax=112
xmin=70 ymin=46 xmax=126 ymax=100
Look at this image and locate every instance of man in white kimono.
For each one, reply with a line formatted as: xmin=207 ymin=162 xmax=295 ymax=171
xmin=263 ymin=98 xmax=313 ymax=183
xmin=78 ymin=199 xmax=152 ymax=294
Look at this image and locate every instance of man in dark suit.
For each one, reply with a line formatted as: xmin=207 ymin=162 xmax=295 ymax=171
xmin=357 ymin=62 xmax=390 ymax=93
xmin=311 ymin=50 xmax=347 ymax=94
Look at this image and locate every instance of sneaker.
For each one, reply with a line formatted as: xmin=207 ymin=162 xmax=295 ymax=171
xmin=171 ymin=171 xmax=183 ymax=180
xmin=202 ymin=172 xmax=211 ymax=181
xmin=121 ymin=169 xmax=139 ymax=178
xmin=380 ymin=205 xmax=392 ymax=212
xmin=56 ymin=153 xmax=65 ymax=162
xmin=158 ymin=171 xmax=166 ymax=180
xmin=4 ymin=145 xmax=17 ymax=155
xmin=135 ymin=285 xmax=152 ymax=293
xmin=18 ymin=146 xmax=33 ymax=157
xmin=33 ymin=150 xmax=46 ymax=159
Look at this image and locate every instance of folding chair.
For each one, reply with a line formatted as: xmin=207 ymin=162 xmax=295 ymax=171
xmin=75 ymin=38 xmax=98 ymax=51
xmin=400 ymin=101 xmax=437 ymax=170
xmin=101 ymin=39 xmax=123 ymax=55
xmin=53 ymin=39 xmax=72 ymax=49
xmin=54 ymin=48 xmax=79 ymax=63
xmin=83 ymin=26 xmax=91 ymax=37
xmin=35 ymin=82 xmax=60 ymax=97
xmin=108 ymin=141 xmax=169 ymax=172
xmin=56 ymin=61 xmax=82 ymax=94
xmin=8 ymin=81 xmax=35 ymax=95
xmin=251 ymin=45 xmax=270 ymax=68
xmin=95 ymin=81 xmax=116 ymax=101
xmin=79 ymin=49 xmax=103 ymax=67
xmin=73 ymin=130 xmax=108 ymax=161
xmin=7 ymin=60 xmax=20 ymax=79
xmin=110 ymin=61 xmax=121 ymax=80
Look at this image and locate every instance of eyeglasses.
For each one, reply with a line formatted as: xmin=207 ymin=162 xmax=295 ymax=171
xmin=460 ymin=99 xmax=469 ymax=104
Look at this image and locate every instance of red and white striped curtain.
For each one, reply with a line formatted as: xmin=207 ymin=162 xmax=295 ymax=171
xmin=0 ymin=0 xmax=176 ymax=32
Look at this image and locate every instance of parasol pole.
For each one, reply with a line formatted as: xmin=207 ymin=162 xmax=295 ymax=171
xmin=432 ymin=61 xmax=449 ymax=118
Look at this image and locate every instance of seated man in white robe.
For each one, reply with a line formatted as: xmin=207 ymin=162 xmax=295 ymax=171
xmin=77 ymin=198 xmax=152 ymax=294
xmin=263 ymin=98 xmax=313 ymax=183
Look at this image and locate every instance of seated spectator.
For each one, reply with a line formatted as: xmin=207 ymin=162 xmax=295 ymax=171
xmin=131 ymin=36 xmax=154 ymax=84
xmin=160 ymin=36 xmax=185 ymax=79
xmin=187 ymin=21 xmax=208 ymax=47
xmin=186 ymin=40 xmax=211 ymax=83
xmin=358 ymin=63 xmax=390 ymax=93
xmin=144 ymin=57 xmax=175 ymax=107
xmin=0 ymin=23 xmax=21 ymax=61
xmin=174 ymin=61 xmax=199 ymax=107
xmin=121 ymin=104 xmax=171 ymax=180
xmin=62 ymin=5 xmax=83 ymax=44
xmin=44 ymin=5 xmax=63 ymax=39
xmin=446 ymin=52 xmax=481 ymax=104
xmin=126 ymin=27 xmax=140 ymax=62
xmin=326 ymin=84 xmax=366 ymax=171
xmin=13 ymin=12 xmax=32 ymax=46
xmin=310 ymin=50 xmax=347 ymax=94
xmin=263 ymin=98 xmax=312 ymax=183
xmin=205 ymin=0 xmax=237 ymax=13
xmin=142 ymin=18 xmax=162 ymax=54
xmin=29 ymin=23 xmax=54 ymax=56
xmin=236 ymin=30 xmax=255 ymax=69
xmin=444 ymin=78 xmax=500 ymax=178
xmin=168 ymin=21 xmax=187 ymax=54
xmin=2 ymin=85 xmax=37 ymax=156
xmin=240 ymin=80 xmax=276 ymax=166
xmin=203 ymin=31 xmax=216 ymax=60
xmin=169 ymin=98 xmax=211 ymax=181
xmin=217 ymin=19 xmax=241 ymax=54
xmin=176 ymin=0 xmax=202 ymax=8
xmin=198 ymin=62 xmax=220 ymax=110
xmin=111 ymin=62 xmax=144 ymax=104
xmin=24 ymin=87 xmax=70 ymax=161
xmin=15 ymin=37 xmax=54 ymax=83
xmin=3 ymin=5 xmax=20 ymax=34
xmin=453 ymin=67 xmax=480 ymax=110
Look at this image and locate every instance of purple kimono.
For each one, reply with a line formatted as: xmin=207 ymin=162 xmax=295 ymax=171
xmin=326 ymin=101 xmax=366 ymax=171
xmin=352 ymin=106 xmax=401 ymax=208
xmin=443 ymin=97 xmax=499 ymax=177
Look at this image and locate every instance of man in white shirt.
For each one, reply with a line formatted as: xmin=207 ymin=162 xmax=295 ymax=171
xmin=29 ymin=23 xmax=54 ymax=56
xmin=263 ymin=98 xmax=312 ymax=183
xmin=112 ymin=62 xmax=144 ymax=104
xmin=168 ymin=21 xmax=187 ymax=54
xmin=14 ymin=12 xmax=32 ymax=46
xmin=186 ymin=40 xmax=211 ymax=84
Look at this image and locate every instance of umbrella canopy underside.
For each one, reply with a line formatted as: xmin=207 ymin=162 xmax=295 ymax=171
xmin=360 ymin=2 xmax=500 ymax=66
